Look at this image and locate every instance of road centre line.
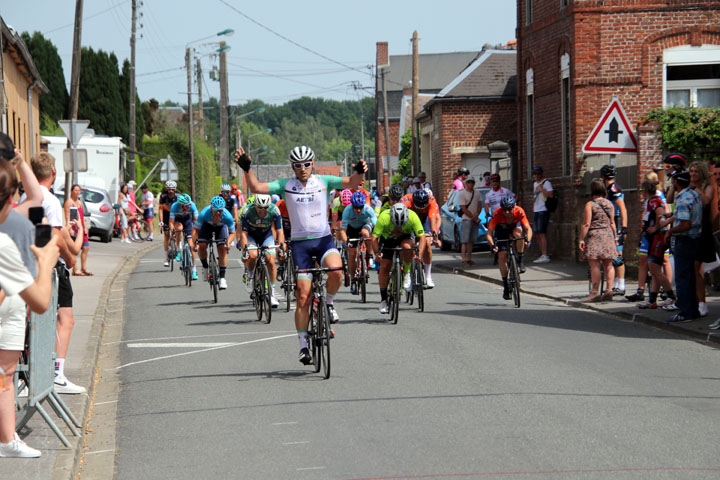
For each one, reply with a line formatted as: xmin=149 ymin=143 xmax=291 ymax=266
xmin=105 ymin=334 xmax=296 ymax=371
xmin=127 ymin=342 xmax=235 ymax=348
xmin=104 ymin=330 xmax=295 ymax=346
xmin=272 ymin=422 xmax=298 ymax=426
xmin=283 ymin=441 xmax=309 ymax=445
xmin=297 ymin=466 xmax=325 ymax=471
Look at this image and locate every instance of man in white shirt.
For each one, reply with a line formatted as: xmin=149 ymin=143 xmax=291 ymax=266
xmin=532 ymin=166 xmax=553 ymax=263
xmin=140 ymin=183 xmax=155 ymax=241
xmin=484 ymin=173 xmax=515 ymax=219
xmin=458 ymin=176 xmax=483 ymax=267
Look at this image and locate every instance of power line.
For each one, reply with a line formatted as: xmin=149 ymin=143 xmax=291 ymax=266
xmin=227 ymin=62 xmax=349 ymax=94
xmin=218 ymin=0 xmax=373 ymax=79
xmin=136 ymin=66 xmax=185 ymax=77
xmin=43 ymin=0 xmax=130 ymax=35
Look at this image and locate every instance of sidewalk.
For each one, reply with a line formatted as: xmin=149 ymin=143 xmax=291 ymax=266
xmin=0 ymin=239 xmax=158 ymax=480
xmin=433 ymin=250 xmax=720 ymax=347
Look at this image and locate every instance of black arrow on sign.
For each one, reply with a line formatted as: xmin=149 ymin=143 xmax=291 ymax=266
xmin=604 ymin=118 xmax=623 ymax=144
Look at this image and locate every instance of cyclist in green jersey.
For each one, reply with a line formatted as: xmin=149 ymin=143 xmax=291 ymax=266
xmin=372 ymin=203 xmax=425 ymax=314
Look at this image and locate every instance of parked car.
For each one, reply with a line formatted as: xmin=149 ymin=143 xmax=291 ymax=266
xmin=439 ymin=187 xmax=490 ymax=252
xmin=55 ymin=185 xmax=115 ymax=243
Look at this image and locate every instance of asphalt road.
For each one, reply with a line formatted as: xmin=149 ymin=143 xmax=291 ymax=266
xmin=112 ymin=249 xmax=720 ymax=479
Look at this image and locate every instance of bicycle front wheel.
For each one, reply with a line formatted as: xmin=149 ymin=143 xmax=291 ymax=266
xmin=310 ymin=299 xmax=320 ymax=373
xmin=391 ymin=263 xmax=401 ymax=324
xmin=415 ymin=261 xmax=425 ymax=312
xmin=261 ymin=263 xmax=272 ymax=324
xmin=359 ymin=251 xmax=367 ymax=304
xmin=509 ymin=253 xmax=521 ymax=308
xmin=284 ymin=254 xmax=295 ymax=312
xmin=254 ymin=269 xmax=264 ymax=321
xmin=210 ymin=253 xmax=218 ymax=304
xmin=319 ymin=297 xmax=331 ymax=379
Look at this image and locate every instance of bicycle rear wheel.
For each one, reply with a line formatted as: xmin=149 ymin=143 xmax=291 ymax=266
xmin=261 ymin=263 xmax=272 ymax=324
xmin=254 ymin=268 xmax=264 ymax=321
xmin=183 ymin=247 xmax=191 ymax=286
xmin=391 ymin=263 xmax=401 ymax=324
xmin=509 ymin=253 xmax=521 ymax=308
xmin=318 ymin=297 xmax=331 ymax=379
xmin=341 ymin=249 xmax=350 ymax=287
xmin=169 ymin=239 xmax=176 ymax=272
xmin=136 ymin=220 xmax=149 ymax=241
xmin=415 ymin=261 xmax=425 ymax=312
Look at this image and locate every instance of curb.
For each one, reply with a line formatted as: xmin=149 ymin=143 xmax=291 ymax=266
xmin=435 ymin=263 xmax=720 ymax=348
xmin=54 ymin=242 xmax=160 ymax=480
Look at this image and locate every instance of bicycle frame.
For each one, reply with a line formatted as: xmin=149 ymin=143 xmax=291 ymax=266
xmin=347 ymin=237 xmax=371 ymax=303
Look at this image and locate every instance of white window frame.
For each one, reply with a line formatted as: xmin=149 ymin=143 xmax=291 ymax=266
xmin=663 ymin=45 xmax=720 ymax=107
xmin=526 ymin=68 xmax=535 ymax=175
xmin=560 ymin=54 xmax=571 ymax=176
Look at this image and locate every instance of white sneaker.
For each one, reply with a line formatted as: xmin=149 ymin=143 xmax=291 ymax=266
xmin=699 ymin=302 xmax=708 ymax=317
xmin=245 ymin=274 xmax=254 ymax=293
xmin=54 ymin=377 xmax=86 ymax=394
xmin=0 ymin=433 xmax=41 ymax=458
xmin=17 ymin=384 xmax=28 ymax=398
xmin=379 ymin=300 xmax=389 ymax=314
xmin=403 ymin=273 xmax=412 ymax=291
xmin=202 ymin=267 xmax=209 ymax=281
xmin=425 ymin=276 xmax=435 ymax=289
xmin=163 ymin=260 xmax=170 ymax=267
xmin=534 ymin=255 xmax=550 ymax=264
xmin=657 ymin=298 xmax=675 ymax=308
xmin=218 ymin=277 xmax=228 ymax=290
xmin=270 ymin=295 xmax=279 ymax=308
xmin=708 ymin=318 xmax=720 ymax=330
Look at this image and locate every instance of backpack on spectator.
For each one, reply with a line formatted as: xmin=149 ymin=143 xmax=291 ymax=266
xmin=543 ymin=180 xmax=558 ymax=213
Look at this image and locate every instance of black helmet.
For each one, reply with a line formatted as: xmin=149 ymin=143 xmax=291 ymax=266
xmin=458 ymin=167 xmax=470 ymax=176
xmin=600 ymin=164 xmax=616 ymax=179
xmin=412 ymin=189 xmax=430 ymax=209
xmin=388 ymin=184 xmax=404 ymax=201
xmin=663 ymin=152 xmax=687 ymax=167
xmin=500 ymin=195 xmax=516 ymax=209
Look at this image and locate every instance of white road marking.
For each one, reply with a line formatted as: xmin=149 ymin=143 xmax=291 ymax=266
xmin=84 ymin=449 xmax=115 ymax=455
xmin=139 ymin=260 xmax=164 ymax=264
xmin=94 ymin=400 xmax=118 ymax=406
xmin=106 ymin=334 xmax=296 ymax=371
xmin=283 ymin=441 xmax=309 ymax=445
xmin=272 ymin=422 xmax=297 ymax=426
xmin=127 ymin=342 xmax=235 ymax=348
xmin=297 ymin=466 xmax=325 ymax=471
xmin=104 ymin=330 xmax=295 ymax=346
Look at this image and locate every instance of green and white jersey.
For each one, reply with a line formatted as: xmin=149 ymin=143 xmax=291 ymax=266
xmin=267 ymin=175 xmax=343 ymax=240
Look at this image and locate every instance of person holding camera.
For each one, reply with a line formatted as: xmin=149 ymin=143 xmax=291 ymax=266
xmin=64 ymin=185 xmax=92 ymax=276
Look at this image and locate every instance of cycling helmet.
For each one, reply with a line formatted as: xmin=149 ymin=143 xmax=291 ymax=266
xmin=340 ymin=189 xmax=353 ymax=206
xmin=177 ymin=194 xmax=191 ymax=205
xmin=271 ymin=194 xmax=280 ymax=203
xmin=489 ymin=173 xmax=501 ymax=182
xmin=220 ymin=183 xmax=231 ymax=193
xmin=458 ymin=167 xmax=470 ymax=175
xmin=600 ymin=164 xmax=616 ymax=179
xmin=500 ymin=195 xmax=516 ymax=209
xmin=165 ymin=180 xmax=177 ymax=189
xmin=390 ymin=203 xmax=409 ymax=227
xmin=389 ymin=184 xmax=404 ymax=201
xmin=663 ymin=152 xmax=687 ymax=167
xmin=350 ymin=191 xmax=366 ymax=208
xmin=231 ymin=184 xmax=238 ymax=190
xmin=140 ymin=183 xmax=148 ymax=190
xmin=254 ymin=194 xmax=272 ymax=209
xmin=288 ymin=145 xmax=315 ymax=163
xmin=412 ymin=189 xmax=430 ymax=209
xmin=210 ymin=195 xmax=226 ymax=211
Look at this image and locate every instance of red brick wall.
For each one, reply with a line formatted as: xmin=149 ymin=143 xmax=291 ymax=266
xmin=517 ymin=0 xmax=720 ymax=259
xmin=376 ymin=119 xmax=400 ymax=170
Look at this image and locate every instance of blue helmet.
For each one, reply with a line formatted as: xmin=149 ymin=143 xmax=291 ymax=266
xmin=210 ymin=195 xmax=226 ymax=211
xmin=271 ymin=194 xmax=280 ymax=203
xmin=177 ymin=194 xmax=191 ymax=205
xmin=350 ymin=191 xmax=366 ymax=208
xmin=500 ymin=195 xmax=516 ymax=209
xmin=412 ymin=189 xmax=429 ymax=209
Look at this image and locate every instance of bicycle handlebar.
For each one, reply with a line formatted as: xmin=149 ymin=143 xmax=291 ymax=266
xmin=296 ymin=266 xmax=344 ymax=274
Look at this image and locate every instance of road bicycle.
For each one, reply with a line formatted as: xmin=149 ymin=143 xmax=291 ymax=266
xmin=297 ymin=262 xmax=342 ymax=379
xmin=128 ymin=211 xmax=152 ymax=242
xmin=207 ymin=232 xmax=220 ymax=303
xmin=247 ymin=244 xmax=281 ymax=324
xmin=496 ymin=236 xmax=527 ymax=308
xmin=167 ymin=231 xmax=178 ymax=272
xmin=347 ymin=237 xmax=371 ymax=303
xmin=280 ymin=241 xmax=296 ymax=312
xmin=336 ymin=232 xmax=351 ymax=288
xmin=178 ymin=234 xmax=194 ymax=287
xmin=406 ymin=245 xmax=425 ymax=312
xmin=385 ymin=246 xmax=416 ymax=324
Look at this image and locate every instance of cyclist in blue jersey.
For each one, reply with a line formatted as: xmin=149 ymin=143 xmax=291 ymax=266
xmin=193 ymin=196 xmax=236 ymax=290
xmin=339 ymin=191 xmax=377 ymax=295
xmin=235 ymin=145 xmax=367 ymax=365
xmin=170 ymin=193 xmax=200 ymax=280
xmin=239 ymin=194 xmax=285 ymax=308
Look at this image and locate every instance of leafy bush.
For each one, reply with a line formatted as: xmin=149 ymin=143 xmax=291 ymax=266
xmin=646 ymin=107 xmax=720 ymax=163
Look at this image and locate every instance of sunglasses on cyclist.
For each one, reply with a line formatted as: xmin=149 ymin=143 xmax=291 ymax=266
xmin=256 ymin=206 xmax=269 ymax=210
xmin=292 ymin=161 xmax=312 ymax=169
xmin=502 ymin=207 xmax=514 ymax=213
xmin=211 ymin=207 xmax=223 ymax=213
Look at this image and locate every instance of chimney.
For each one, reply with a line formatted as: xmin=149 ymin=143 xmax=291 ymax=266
xmin=376 ymin=41 xmax=389 ymax=68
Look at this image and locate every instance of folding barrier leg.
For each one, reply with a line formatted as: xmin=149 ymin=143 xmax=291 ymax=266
xmin=34 ymin=402 xmax=71 ymax=447
xmin=47 ymin=393 xmax=81 ymax=436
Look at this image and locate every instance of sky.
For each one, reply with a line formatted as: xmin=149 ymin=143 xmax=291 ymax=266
xmin=3 ymin=1 xmax=517 ymax=106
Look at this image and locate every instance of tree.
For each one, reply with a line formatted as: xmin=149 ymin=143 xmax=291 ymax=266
xmin=392 ymin=129 xmax=414 ymax=185
xmin=77 ymin=48 xmax=127 ymax=139
xmin=20 ymin=31 xmax=69 ymax=129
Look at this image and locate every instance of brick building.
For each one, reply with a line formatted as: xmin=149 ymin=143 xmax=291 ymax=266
xmin=375 ymin=42 xmax=479 ymax=191
xmin=417 ymin=47 xmax=517 ymax=202
xmin=517 ymin=0 xmax=720 ymax=260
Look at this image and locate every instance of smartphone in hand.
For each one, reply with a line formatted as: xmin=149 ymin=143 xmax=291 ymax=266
xmin=70 ymin=207 xmax=79 ymax=222
xmin=35 ymin=224 xmax=52 ymax=247
xmin=29 ymin=206 xmax=44 ymax=225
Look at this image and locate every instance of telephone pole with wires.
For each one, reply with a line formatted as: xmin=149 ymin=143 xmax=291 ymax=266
xmin=129 ymin=0 xmax=137 ymax=181
xmin=197 ymin=57 xmax=204 ymax=140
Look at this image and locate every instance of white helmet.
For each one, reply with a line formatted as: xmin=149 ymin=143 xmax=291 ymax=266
xmin=390 ymin=203 xmax=409 ymax=227
xmin=165 ymin=180 xmax=177 ymax=189
xmin=288 ymin=145 xmax=315 ymax=163
xmin=254 ymin=194 xmax=272 ymax=209
xmin=220 ymin=183 xmax=231 ymax=193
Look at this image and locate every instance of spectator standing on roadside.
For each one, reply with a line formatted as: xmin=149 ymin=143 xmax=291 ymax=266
xmin=117 ymin=184 xmax=131 ymax=243
xmin=453 ymin=168 xmax=469 ymax=193
xmin=531 ymin=166 xmax=553 ymax=263
xmin=481 ymin=171 xmax=491 ymax=187
xmin=140 ymin=184 xmax=154 ymax=241
xmin=662 ymin=153 xmax=688 ymax=205
xmin=418 ymin=172 xmax=432 ymax=194
xmin=458 ymin=176 xmax=482 ymax=267
xmin=64 ymin=185 xmax=93 ymax=276
xmin=689 ymin=161 xmax=716 ymax=318
xmin=664 ymin=170 xmax=702 ymax=323
xmin=709 ymin=162 xmax=720 ymax=330
xmin=578 ymin=179 xmax=616 ymax=302
xmin=600 ymin=165 xmax=628 ymax=295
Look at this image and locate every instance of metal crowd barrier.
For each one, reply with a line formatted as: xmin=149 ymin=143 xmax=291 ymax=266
xmin=14 ymin=272 xmax=81 ymax=447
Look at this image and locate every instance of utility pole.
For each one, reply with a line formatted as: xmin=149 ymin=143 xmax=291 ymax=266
xmin=381 ymin=68 xmax=391 ymax=190
xmin=185 ymin=48 xmax=196 ymax=199
xmin=128 ymin=0 xmax=137 ymax=182
xmin=411 ymin=30 xmax=419 ymax=177
xmin=360 ymin=114 xmax=365 ymax=162
xmin=197 ymin=57 xmax=204 ymax=140
xmin=66 ymin=0 xmax=84 ymax=192
xmin=219 ymin=41 xmax=230 ymax=178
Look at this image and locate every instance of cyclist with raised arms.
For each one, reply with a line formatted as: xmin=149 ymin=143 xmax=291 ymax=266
xmin=400 ymin=188 xmax=442 ymax=288
xmin=235 ymin=145 xmax=367 ymax=365
xmin=372 ymin=203 xmax=425 ymax=314
xmin=339 ymin=191 xmax=378 ymax=295
xmin=238 ymin=194 xmax=285 ymax=308
xmin=486 ymin=195 xmax=533 ymax=300
xmin=193 ymin=195 xmax=236 ymax=290
xmin=159 ymin=180 xmax=178 ymax=267
xmin=169 ymin=193 xmax=200 ymax=280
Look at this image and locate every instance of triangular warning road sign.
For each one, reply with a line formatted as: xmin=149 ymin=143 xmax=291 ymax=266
xmin=582 ymin=98 xmax=638 ymax=154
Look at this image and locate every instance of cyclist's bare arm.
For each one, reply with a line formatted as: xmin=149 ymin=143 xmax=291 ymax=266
xmin=234 ymin=148 xmax=270 ymax=194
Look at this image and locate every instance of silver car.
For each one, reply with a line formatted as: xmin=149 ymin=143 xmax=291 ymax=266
xmin=55 ymin=186 xmax=115 ymax=243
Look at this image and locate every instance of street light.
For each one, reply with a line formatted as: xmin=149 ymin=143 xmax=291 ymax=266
xmin=232 ymin=106 xmax=265 ymax=153
xmin=250 ymin=145 xmax=268 ymax=155
xmin=185 ymin=28 xmax=234 ymax=199
xmin=247 ymin=128 xmax=272 ymax=159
